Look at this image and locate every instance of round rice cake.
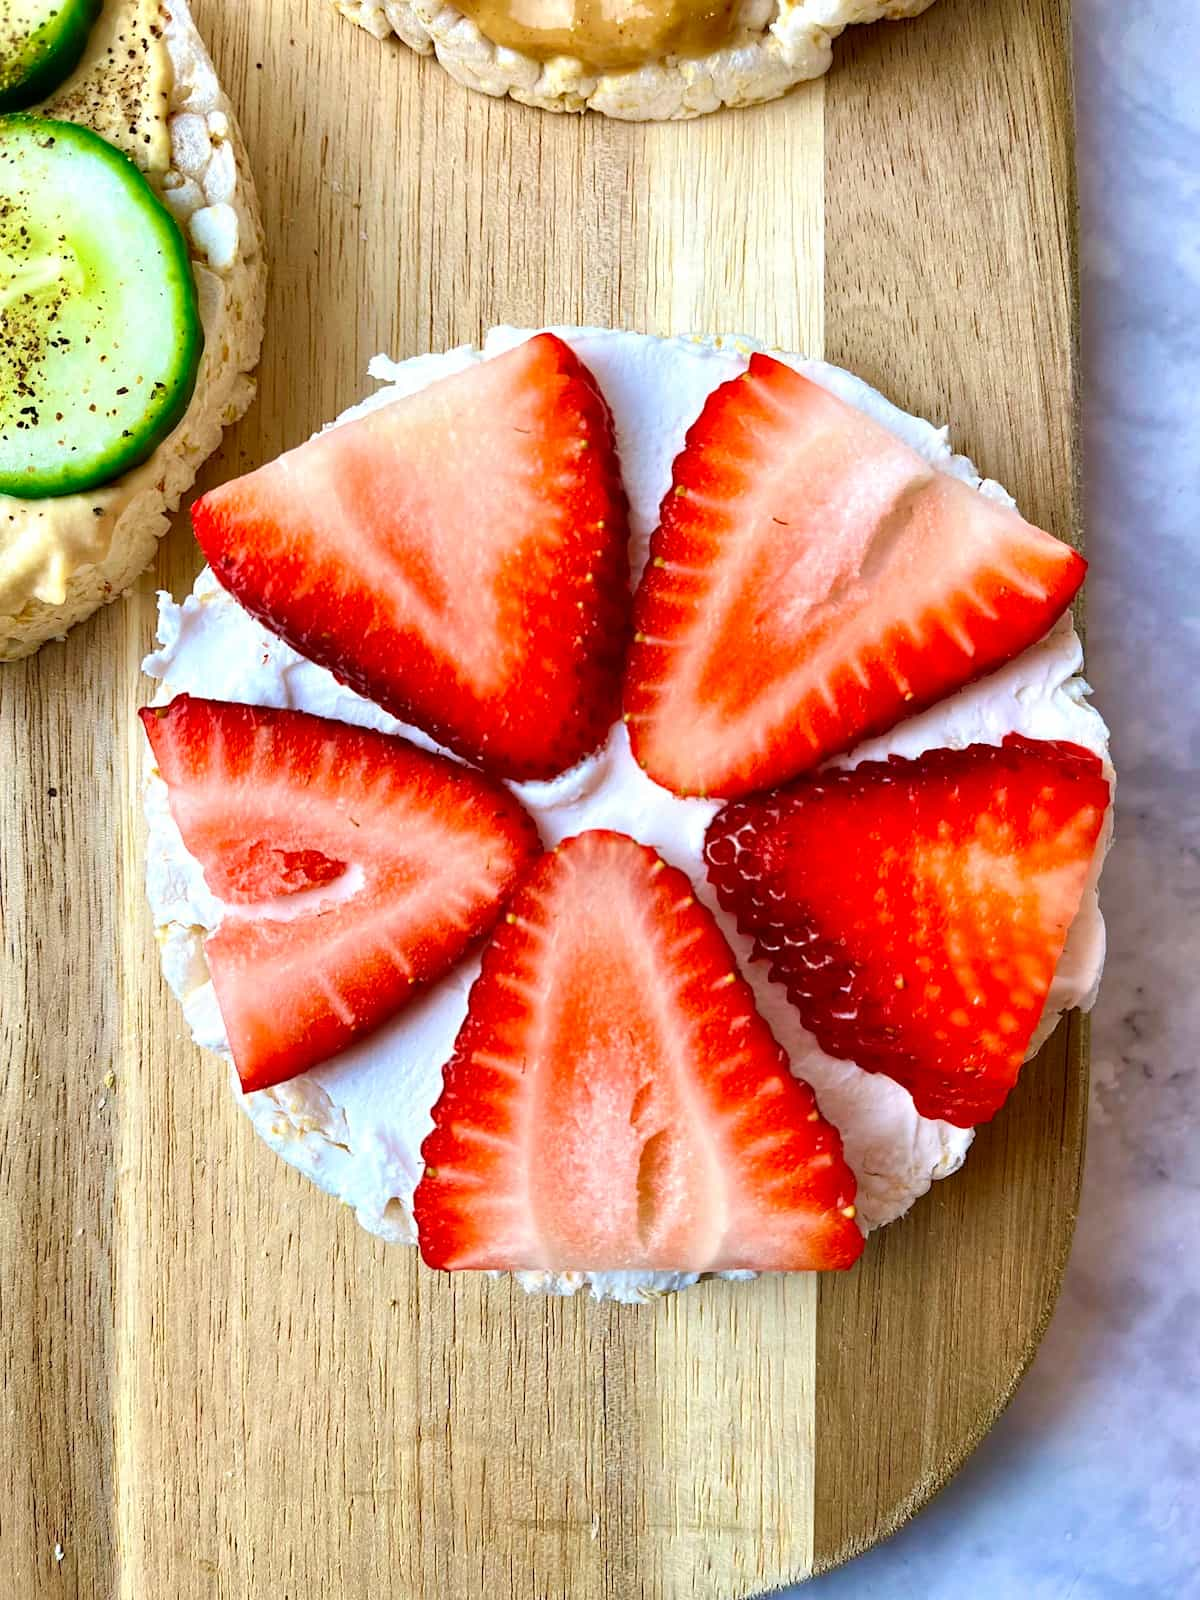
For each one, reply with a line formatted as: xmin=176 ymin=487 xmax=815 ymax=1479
xmin=139 ymin=326 xmax=1112 ymax=1303
xmin=0 ymin=0 xmax=266 ymax=661
xmin=334 ymin=0 xmax=938 ymax=120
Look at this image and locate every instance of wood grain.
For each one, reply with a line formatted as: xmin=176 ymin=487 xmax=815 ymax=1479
xmin=0 ymin=0 xmax=1080 ymax=1593
xmin=816 ymin=0 xmax=1084 ymax=1570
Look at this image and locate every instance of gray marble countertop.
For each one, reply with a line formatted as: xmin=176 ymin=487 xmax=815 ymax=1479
xmin=787 ymin=5 xmax=1200 ymax=1596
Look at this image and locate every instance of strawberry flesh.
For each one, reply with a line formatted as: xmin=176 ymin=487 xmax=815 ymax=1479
xmin=625 ymin=354 xmax=1087 ymax=798
xmin=141 ymin=696 xmax=541 ymax=1092
xmin=193 ymin=334 xmax=631 ymax=782
xmin=414 ymin=829 xmax=864 ymax=1274
xmin=704 ymin=735 xmax=1110 ymax=1126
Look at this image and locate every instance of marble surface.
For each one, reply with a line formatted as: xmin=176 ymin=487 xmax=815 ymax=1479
xmin=786 ymin=5 xmax=1200 ymax=1596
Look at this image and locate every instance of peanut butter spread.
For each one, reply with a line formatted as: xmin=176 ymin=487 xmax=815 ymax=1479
xmin=453 ymin=0 xmax=740 ymax=71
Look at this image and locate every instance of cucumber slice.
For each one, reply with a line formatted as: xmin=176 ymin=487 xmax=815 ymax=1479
xmin=0 ymin=0 xmax=102 ymax=112
xmin=0 ymin=116 xmax=203 ymax=498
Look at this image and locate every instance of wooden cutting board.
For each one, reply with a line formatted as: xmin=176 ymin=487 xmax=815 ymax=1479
xmin=0 ymin=0 xmax=1082 ymax=1592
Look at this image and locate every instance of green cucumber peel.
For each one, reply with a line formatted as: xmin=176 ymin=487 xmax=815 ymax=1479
xmin=0 ymin=116 xmax=204 ymax=499
xmin=0 ymin=0 xmax=103 ymax=112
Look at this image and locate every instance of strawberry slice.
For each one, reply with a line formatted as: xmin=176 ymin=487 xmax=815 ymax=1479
xmin=140 ymin=696 xmax=541 ymax=1092
xmin=192 ymin=334 xmax=630 ymax=782
xmin=704 ymin=736 xmax=1110 ymax=1126
xmin=414 ymin=829 xmax=864 ymax=1274
xmin=624 ymin=355 xmax=1086 ymax=798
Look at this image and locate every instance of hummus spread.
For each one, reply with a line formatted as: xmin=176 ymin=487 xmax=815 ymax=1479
xmin=42 ymin=0 xmax=171 ymax=171
xmin=0 ymin=0 xmax=265 ymax=658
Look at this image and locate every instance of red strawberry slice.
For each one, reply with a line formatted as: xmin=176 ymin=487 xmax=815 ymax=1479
xmin=140 ymin=696 xmax=541 ymax=1092
xmin=704 ymin=735 xmax=1110 ymax=1126
xmin=624 ymin=355 xmax=1086 ymax=798
xmin=192 ymin=334 xmax=631 ymax=782
xmin=414 ymin=829 xmax=864 ymax=1274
